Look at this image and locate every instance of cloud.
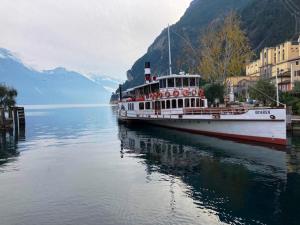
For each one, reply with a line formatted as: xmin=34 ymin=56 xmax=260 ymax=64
xmin=0 ymin=0 xmax=191 ymax=79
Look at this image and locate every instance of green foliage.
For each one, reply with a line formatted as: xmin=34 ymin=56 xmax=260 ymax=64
xmin=280 ymin=92 xmax=300 ymax=115
xmin=0 ymin=84 xmax=18 ymax=109
xmin=295 ymin=102 xmax=300 ymax=115
xmin=203 ymin=83 xmax=225 ymax=105
xmin=294 ymin=81 xmax=300 ymax=93
xmin=249 ymin=79 xmax=276 ymax=105
xmin=238 ymin=95 xmax=246 ymax=103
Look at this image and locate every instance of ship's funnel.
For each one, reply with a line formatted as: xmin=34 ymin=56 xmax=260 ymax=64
xmin=145 ymin=62 xmax=151 ymax=83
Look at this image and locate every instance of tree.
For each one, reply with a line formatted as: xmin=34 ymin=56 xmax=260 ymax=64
xmin=203 ymin=83 xmax=225 ymax=105
xmin=294 ymin=81 xmax=300 ymax=93
xmin=249 ymin=79 xmax=276 ymax=106
xmin=0 ymin=84 xmax=18 ymax=110
xmin=198 ymin=11 xmax=253 ymax=83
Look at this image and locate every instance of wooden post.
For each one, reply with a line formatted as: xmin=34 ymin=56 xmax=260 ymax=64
xmin=0 ymin=108 xmax=5 ymax=129
xmin=17 ymin=107 xmax=26 ymax=128
xmin=13 ymin=107 xmax=19 ymax=134
xmin=8 ymin=107 xmax=13 ymax=119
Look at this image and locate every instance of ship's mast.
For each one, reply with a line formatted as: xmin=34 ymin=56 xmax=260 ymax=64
xmin=168 ymin=24 xmax=172 ymax=75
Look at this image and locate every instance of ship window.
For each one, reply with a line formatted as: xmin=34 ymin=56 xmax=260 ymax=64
xmin=175 ymin=78 xmax=182 ymax=88
xmin=139 ymin=102 xmax=144 ymax=110
xmin=166 ymin=100 xmax=171 ymax=109
xmin=129 ymin=103 xmax=134 ymax=111
xmin=160 ymin=79 xmax=166 ymax=88
xmin=191 ymin=98 xmax=195 ymax=107
xmin=167 ymin=78 xmax=174 ymax=88
xmin=190 ymin=78 xmax=196 ymax=87
xmin=152 ymin=102 xmax=155 ymax=110
xmin=162 ymin=101 xmax=166 ymax=109
xmin=196 ymin=98 xmax=200 ymax=107
xmin=184 ymin=98 xmax=190 ymax=107
xmin=200 ymin=100 xmax=204 ymax=107
xmin=195 ymin=78 xmax=200 ymax=86
xmin=172 ymin=99 xmax=177 ymax=108
xmin=145 ymin=102 xmax=151 ymax=110
xmin=178 ymin=99 xmax=183 ymax=108
xmin=183 ymin=78 xmax=189 ymax=87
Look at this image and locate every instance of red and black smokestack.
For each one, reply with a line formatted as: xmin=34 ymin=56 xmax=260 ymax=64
xmin=145 ymin=62 xmax=151 ymax=83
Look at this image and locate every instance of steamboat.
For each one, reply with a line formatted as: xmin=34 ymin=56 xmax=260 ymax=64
xmin=117 ymin=27 xmax=287 ymax=145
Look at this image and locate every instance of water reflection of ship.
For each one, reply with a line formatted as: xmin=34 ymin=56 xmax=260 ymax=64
xmin=0 ymin=127 xmax=25 ymax=165
xmin=287 ymin=131 xmax=300 ymax=174
xmin=119 ymin=123 xmax=289 ymax=179
xmin=118 ymin=123 xmax=300 ymax=225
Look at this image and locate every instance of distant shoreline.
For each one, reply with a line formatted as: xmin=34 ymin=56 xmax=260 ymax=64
xmin=20 ymin=104 xmax=111 ymax=110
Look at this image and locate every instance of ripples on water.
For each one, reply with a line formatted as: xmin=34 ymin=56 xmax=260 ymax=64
xmin=0 ymin=105 xmax=299 ymax=225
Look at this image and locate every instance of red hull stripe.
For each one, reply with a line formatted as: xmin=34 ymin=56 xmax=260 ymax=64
xmin=153 ymin=124 xmax=287 ymax=146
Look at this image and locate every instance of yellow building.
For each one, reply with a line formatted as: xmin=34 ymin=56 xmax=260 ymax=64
xmin=246 ymin=37 xmax=300 ymax=92
xmin=246 ymin=60 xmax=260 ymax=77
xmin=226 ymin=76 xmax=259 ymax=99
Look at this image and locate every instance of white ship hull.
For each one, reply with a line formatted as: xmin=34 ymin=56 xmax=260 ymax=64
xmin=117 ymin=71 xmax=287 ymax=145
xmin=118 ymin=108 xmax=287 ymax=145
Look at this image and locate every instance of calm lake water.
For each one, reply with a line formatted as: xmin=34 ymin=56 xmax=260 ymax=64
xmin=0 ymin=105 xmax=300 ymax=225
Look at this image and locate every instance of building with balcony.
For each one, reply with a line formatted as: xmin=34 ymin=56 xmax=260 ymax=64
xmin=246 ymin=36 xmax=300 ymax=92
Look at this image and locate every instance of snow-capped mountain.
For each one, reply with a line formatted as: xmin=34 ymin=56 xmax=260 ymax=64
xmin=87 ymin=74 xmax=123 ymax=93
xmin=0 ymin=48 xmax=118 ymax=104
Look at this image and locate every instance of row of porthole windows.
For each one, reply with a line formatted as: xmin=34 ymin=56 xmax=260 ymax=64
xmin=138 ymin=98 xmax=204 ymax=110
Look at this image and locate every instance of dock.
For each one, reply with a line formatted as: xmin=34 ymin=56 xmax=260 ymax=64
xmin=291 ymin=116 xmax=300 ymax=131
xmin=0 ymin=107 xmax=26 ymax=132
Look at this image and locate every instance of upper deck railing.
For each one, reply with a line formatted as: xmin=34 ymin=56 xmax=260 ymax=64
xmin=184 ymin=107 xmax=248 ymax=115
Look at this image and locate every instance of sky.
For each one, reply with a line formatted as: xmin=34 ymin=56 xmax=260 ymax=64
xmin=0 ymin=0 xmax=191 ymax=80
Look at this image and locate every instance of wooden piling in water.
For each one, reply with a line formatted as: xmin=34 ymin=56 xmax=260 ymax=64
xmin=17 ymin=107 xmax=25 ymax=127
xmin=0 ymin=106 xmax=25 ymax=132
xmin=0 ymin=107 xmax=5 ymax=130
xmin=13 ymin=107 xmax=19 ymax=133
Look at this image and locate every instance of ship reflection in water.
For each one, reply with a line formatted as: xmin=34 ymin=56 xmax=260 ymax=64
xmin=118 ymin=123 xmax=300 ymax=225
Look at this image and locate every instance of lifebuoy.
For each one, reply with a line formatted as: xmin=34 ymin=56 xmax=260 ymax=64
xmin=182 ymin=90 xmax=189 ymax=97
xmin=191 ymin=89 xmax=197 ymax=96
xmin=157 ymin=92 xmax=162 ymax=99
xmin=152 ymin=93 xmax=157 ymax=100
xmin=173 ymin=90 xmax=179 ymax=97
xmin=165 ymin=91 xmax=170 ymax=98
xmin=136 ymin=97 xmax=145 ymax=101
xmin=198 ymin=89 xmax=205 ymax=97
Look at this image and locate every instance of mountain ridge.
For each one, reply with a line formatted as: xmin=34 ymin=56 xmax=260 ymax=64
xmin=0 ymin=48 xmax=118 ymax=104
xmin=121 ymin=0 xmax=300 ymax=90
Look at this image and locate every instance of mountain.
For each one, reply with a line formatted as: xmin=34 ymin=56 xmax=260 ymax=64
xmin=241 ymin=0 xmax=300 ymax=51
xmin=122 ymin=0 xmax=300 ymax=90
xmin=0 ymin=48 xmax=117 ymax=104
xmin=88 ymin=74 xmax=123 ymax=93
